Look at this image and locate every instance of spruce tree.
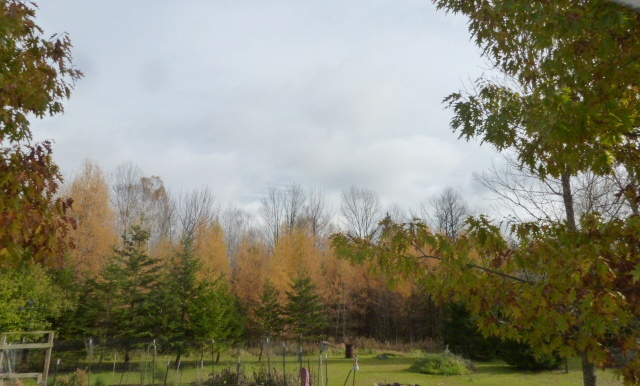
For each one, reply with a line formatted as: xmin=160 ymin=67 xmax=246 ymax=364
xmin=159 ymin=235 xmax=245 ymax=363
xmin=159 ymin=235 xmax=201 ymax=364
xmin=252 ymin=279 xmax=285 ymax=339
xmin=284 ymin=274 xmax=327 ymax=339
xmin=98 ymin=226 xmax=163 ymax=362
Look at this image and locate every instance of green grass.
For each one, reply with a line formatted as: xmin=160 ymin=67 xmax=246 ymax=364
xmin=50 ymin=352 xmax=624 ymax=386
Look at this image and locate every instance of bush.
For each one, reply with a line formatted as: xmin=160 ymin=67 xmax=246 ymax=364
xmin=498 ymin=340 xmax=563 ymax=371
xmin=408 ymin=353 xmax=473 ymax=375
xmin=55 ymin=369 xmax=88 ymax=386
xmin=442 ymin=303 xmax=500 ymax=361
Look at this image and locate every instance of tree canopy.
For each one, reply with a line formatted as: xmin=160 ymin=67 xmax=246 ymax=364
xmin=0 ymin=0 xmax=82 ymax=269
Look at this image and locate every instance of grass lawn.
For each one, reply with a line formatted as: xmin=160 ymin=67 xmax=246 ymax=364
xmin=53 ymin=351 xmax=624 ymax=386
xmin=346 ymin=355 xmax=623 ymax=386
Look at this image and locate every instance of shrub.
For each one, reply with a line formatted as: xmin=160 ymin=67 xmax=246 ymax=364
xmin=55 ymin=369 xmax=88 ymax=386
xmin=408 ymin=353 xmax=473 ymax=375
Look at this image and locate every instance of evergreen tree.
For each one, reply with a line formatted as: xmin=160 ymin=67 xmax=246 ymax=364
xmin=284 ymin=274 xmax=328 ymax=339
xmin=442 ymin=303 xmax=499 ymax=361
xmin=158 ymin=235 xmax=201 ymax=363
xmin=250 ymin=279 xmax=285 ymax=339
xmin=98 ymin=226 xmax=163 ymax=361
xmin=160 ymin=235 xmax=245 ymax=363
xmin=192 ymin=277 xmax=245 ymax=344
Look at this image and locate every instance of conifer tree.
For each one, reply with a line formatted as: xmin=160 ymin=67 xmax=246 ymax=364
xmin=160 ymin=234 xmax=245 ymax=363
xmin=251 ymin=279 xmax=285 ymax=339
xmin=284 ymin=274 xmax=328 ymax=339
xmin=159 ymin=235 xmax=201 ymax=364
xmin=98 ymin=226 xmax=163 ymax=362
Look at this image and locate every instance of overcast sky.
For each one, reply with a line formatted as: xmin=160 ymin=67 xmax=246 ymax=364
xmin=32 ymin=1 xmax=500 ymax=215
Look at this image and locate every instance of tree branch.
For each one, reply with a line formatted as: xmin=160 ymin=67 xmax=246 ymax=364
xmin=413 ymin=246 xmax=536 ymax=284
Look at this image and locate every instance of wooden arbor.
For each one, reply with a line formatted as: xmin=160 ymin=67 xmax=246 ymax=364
xmin=0 ymin=331 xmax=54 ymax=386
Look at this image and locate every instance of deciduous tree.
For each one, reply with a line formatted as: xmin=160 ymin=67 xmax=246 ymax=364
xmin=340 ymin=186 xmax=382 ymax=239
xmin=0 ymin=0 xmax=81 ymax=269
xmin=335 ymin=2 xmax=640 ymax=385
xmin=62 ymin=159 xmax=117 ymax=276
xmin=1 ymin=143 xmax=75 ymax=268
xmin=0 ymin=0 xmax=81 ymax=143
xmin=0 ymin=264 xmax=73 ymax=332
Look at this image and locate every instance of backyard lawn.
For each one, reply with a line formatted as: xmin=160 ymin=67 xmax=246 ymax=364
xmin=48 ymin=351 xmax=624 ymax=386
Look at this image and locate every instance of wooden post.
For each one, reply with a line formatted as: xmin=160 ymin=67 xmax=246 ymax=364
xmin=42 ymin=332 xmax=54 ymax=386
xmin=0 ymin=334 xmax=6 ymax=386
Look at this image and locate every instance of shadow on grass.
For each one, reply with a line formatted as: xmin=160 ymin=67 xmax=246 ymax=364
xmin=473 ymin=362 xmax=520 ymax=375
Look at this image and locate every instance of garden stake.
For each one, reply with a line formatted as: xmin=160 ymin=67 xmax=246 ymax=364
xmin=341 ymin=370 xmax=352 ymax=386
xmin=52 ymin=358 xmax=60 ymax=386
xmin=211 ymin=340 xmax=215 ymax=378
xmin=163 ymin=358 xmax=170 ymax=386
xmin=236 ymin=347 xmax=241 ymax=386
xmin=283 ymin=341 xmax=287 ymax=386
xmin=266 ymin=337 xmax=271 ymax=380
xmin=175 ymin=358 xmax=181 ymax=386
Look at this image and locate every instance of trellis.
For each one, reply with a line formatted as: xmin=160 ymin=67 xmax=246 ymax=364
xmin=0 ymin=331 xmax=54 ymax=386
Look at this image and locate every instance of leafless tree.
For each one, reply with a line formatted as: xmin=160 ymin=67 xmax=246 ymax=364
xmin=610 ymin=164 xmax=640 ymax=216
xmin=340 ymin=186 xmax=382 ymax=238
xmin=140 ymin=176 xmax=175 ymax=249
xmin=302 ymin=186 xmax=333 ymax=241
xmin=284 ymin=183 xmax=306 ymax=230
xmin=259 ymin=186 xmax=286 ymax=249
xmin=110 ymin=162 xmax=175 ymax=249
xmin=385 ymin=202 xmax=408 ymax=224
xmin=475 ymin=155 xmax=629 ymax=225
xmin=176 ymin=186 xmax=217 ymax=241
xmin=425 ymin=187 xmax=471 ymax=240
xmin=221 ymin=204 xmax=255 ymax=264
xmin=110 ymin=162 xmax=144 ymax=237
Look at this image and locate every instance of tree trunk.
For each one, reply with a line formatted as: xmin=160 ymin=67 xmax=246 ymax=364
xmin=174 ymin=352 xmax=182 ymax=370
xmin=561 ymin=172 xmax=577 ymax=231
xmin=562 ymin=170 xmax=597 ymax=386
xmin=581 ymin=351 xmax=597 ymax=386
xmin=258 ymin=340 xmax=264 ymax=363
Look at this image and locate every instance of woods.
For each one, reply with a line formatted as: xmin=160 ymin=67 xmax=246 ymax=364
xmin=47 ymin=169 xmax=449 ymax=345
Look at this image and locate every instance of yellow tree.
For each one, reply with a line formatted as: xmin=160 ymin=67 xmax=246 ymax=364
xmin=62 ymin=160 xmax=117 ymax=276
xmin=268 ymin=227 xmax=325 ymax=295
xmin=194 ymin=220 xmax=231 ymax=281
xmin=232 ymin=234 xmax=269 ymax=306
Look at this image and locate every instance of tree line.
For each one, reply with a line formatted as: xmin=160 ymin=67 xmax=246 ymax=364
xmin=3 ymin=158 xmax=475 ymax=348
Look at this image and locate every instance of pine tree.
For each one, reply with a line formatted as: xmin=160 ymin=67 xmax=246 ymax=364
xmin=98 ymin=225 xmax=163 ymax=362
xmin=159 ymin=235 xmax=201 ymax=364
xmin=284 ymin=274 xmax=328 ymax=339
xmin=160 ymin=235 xmax=245 ymax=364
xmin=251 ymin=279 xmax=285 ymax=339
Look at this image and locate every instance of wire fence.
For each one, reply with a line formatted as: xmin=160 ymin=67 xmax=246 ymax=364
xmin=0 ymin=335 xmax=442 ymax=386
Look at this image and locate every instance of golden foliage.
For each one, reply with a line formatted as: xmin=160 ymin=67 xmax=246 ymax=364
xmin=194 ymin=220 xmax=231 ymax=281
xmin=62 ymin=159 xmax=116 ymax=276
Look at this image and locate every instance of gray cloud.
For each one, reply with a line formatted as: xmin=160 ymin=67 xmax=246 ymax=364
xmin=33 ymin=1 xmax=497 ymax=214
